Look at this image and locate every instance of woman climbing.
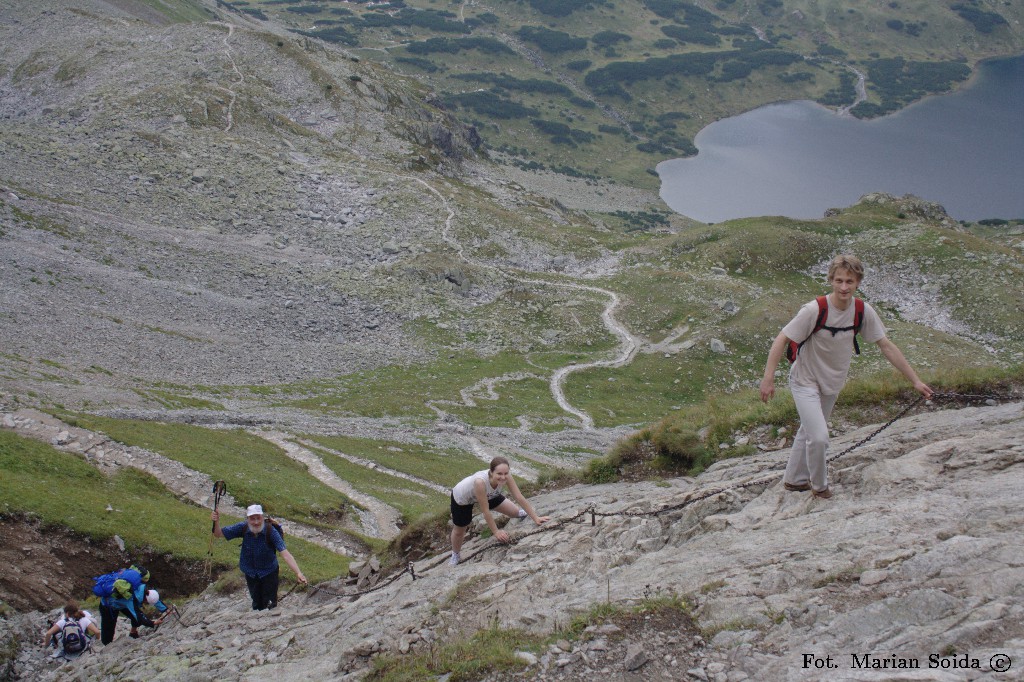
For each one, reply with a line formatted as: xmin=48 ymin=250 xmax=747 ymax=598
xmin=449 ymin=456 xmax=550 ymax=565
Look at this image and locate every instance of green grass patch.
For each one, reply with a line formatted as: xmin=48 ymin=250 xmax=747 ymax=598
xmin=284 ymin=352 xmax=581 ymax=426
xmin=301 ymin=434 xmax=480 ymax=487
xmin=367 ymin=623 xmax=544 ymax=681
xmin=56 ymin=414 xmax=357 ymax=528
xmin=304 ymin=443 xmax=446 ymax=525
xmin=584 ymin=364 xmax=1024 ymax=482
xmin=0 ymin=431 xmax=348 ymax=583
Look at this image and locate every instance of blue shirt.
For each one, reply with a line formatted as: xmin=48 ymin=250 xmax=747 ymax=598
xmin=222 ymin=522 xmax=285 ymax=578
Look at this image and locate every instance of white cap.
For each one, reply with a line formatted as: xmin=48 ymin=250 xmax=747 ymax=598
xmin=146 ymin=590 xmax=159 ymax=605
xmin=246 ymin=504 xmax=264 ymax=517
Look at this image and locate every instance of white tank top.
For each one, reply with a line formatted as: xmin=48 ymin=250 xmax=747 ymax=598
xmin=452 ymin=469 xmax=503 ymax=506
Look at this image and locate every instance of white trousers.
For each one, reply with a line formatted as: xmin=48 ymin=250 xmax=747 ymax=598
xmin=785 ymin=383 xmax=839 ymax=492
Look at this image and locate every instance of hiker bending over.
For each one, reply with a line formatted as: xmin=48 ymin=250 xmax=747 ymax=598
xmin=95 ymin=565 xmax=166 ymax=644
xmin=449 ymin=456 xmax=550 ymax=566
xmin=761 ymin=254 xmax=932 ymax=499
xmin=212 ymin=504 xmax=307 ymax=610
xmin=42 ymin=601 xmax=99 ymax=659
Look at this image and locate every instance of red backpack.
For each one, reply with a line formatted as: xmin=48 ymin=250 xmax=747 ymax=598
xmin=786 ymin=295 xmax=864 ymax=363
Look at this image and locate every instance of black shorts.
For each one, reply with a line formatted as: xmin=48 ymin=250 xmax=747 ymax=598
xmin=450 ymin=492 xmax=506 ymax=528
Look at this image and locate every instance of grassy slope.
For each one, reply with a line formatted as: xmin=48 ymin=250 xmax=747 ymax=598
xmin=58 ymin=414 xmax=359 ymax=528
xmin=4 ymin=1 xmax=1023 ymax=592
xmin=302 ymin=442 xmax=446 ymax=525
xmin=302 ymin=434 xmax=482 ymax=487
xmin=197 ymin=201 xmax=1023 ymax=431
xmin=0 ymin=431 xmax=349 ymax=583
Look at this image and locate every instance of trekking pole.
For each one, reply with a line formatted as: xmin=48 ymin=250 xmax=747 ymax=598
xmin=205 ymin=480 xmax=227 ymax=577
xmin=153 ymin=603 xmax=179 ymax=632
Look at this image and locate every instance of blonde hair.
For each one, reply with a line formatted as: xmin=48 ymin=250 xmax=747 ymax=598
xmin=827 ymin=254 xmax=864 ymax=283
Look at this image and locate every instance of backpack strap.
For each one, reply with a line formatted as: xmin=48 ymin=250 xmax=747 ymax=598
xmin=786 ymin=296 xmax=829 ymax=362
xmin=813 ymin=295 xmax=829 ymax=334
xmin=264 ymin=519 xmax=277 ymax=550
xmin=787 ymin=296 xmax=864 ymax=361
xmin=852 ymin=297 xmax=864 ymax=355
xmin=817 ymin=297 xmax=865 ymax=354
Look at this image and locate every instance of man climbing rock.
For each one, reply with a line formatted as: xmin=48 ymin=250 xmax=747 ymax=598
xmin=212 ymin=504 xmax=307 ymax=610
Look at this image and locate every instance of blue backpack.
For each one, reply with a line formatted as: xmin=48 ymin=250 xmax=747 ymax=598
xmin=92 ymin=568 xmax=144 ymax=599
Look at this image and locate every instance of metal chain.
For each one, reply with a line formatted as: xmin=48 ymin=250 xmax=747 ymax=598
xmin=279 ymin=391 xmax=1015 ymax=603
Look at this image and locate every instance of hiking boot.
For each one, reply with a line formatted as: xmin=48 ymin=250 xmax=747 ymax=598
xmin=448 ymin=552 xmax=460 ymax=566
xmin=784 ymin=481 xmax=812 ymax=492
xmin=517 ymin=508 xmax=528 ymax=519
xmin=812 ymin=487 xmax=833 ymax=499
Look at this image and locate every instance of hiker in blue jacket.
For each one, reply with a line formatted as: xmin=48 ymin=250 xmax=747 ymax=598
xmin=761 ymin=254 xmax=932 ymax=499
xmin=97 ymin=565 xmax=167 ymax=644
xmin=212 ymin=504 xmax=307 ymax=610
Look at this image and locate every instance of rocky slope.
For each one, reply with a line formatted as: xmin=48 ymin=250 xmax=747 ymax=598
xmin=0 ymin=0 xmax=474 ymax=388
xmin=4 ymin=400 xmax=1021 ymax=681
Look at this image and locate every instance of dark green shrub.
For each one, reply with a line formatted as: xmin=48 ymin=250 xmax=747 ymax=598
xmin=592 ymin=31 xmax=632 ymax=48
xmin=950 ymin=3 xmax=1007 ymax=33
xmin=406 ymin=37 xmax=514 ymax=56
xmin=527 ymin=0 xmax=590 ymax=17
xmin=661 ymin=25 xmax=720 ymax=46
xmin=517 ymin=26 xmax=587 ymax=53
xmin=651 ymin=428 xmax=708 ymax=470
xmin=445 ymin=92 xmax=539 ymax=119
xmin=396 ymin=57 xmax=440 ymax=73
xmin=584 ymin=455 xmax=621 ymax=483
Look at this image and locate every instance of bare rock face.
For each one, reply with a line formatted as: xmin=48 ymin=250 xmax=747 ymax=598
xmin=857 ymin=192 xmax=961 ymax=228
xmin=10 ymin=402 xmax=1022 ymax=680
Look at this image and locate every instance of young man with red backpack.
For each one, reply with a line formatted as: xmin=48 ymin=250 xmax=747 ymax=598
xmin=760 ymin=254 xmax=933 ymax=499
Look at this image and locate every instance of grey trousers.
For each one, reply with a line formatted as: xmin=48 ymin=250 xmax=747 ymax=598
xmin=785 ymin=383 xmax=839 ymax=492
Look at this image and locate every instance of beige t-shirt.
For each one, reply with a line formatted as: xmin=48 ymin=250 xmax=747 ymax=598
xmin=783 ymin=297 xmax=886 ymax=395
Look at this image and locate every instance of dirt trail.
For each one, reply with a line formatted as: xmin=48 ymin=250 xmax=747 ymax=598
xmin=256 ymin=431 xmax=405 ymax=539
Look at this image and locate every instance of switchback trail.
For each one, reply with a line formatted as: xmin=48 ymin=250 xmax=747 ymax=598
xmin=409 ymin=175 xmax=643 ymax=431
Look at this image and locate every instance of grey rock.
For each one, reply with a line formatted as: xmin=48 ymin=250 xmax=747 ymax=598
xmin=625 ymin=643 xmax=650 ymax=671
xmin=515 ymin=651 xmax=538 ymax=665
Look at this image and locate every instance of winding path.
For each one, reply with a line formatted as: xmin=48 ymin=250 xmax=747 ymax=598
xmin=208 ymin=22 xmax=243 ymax=132
xmin=406 ymin=175 xmax=643 ymax=430
xmin=257 ymin=431 xmax=405 ymax=539
xmin=549 ymin=287 xmax=640 ymax=429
